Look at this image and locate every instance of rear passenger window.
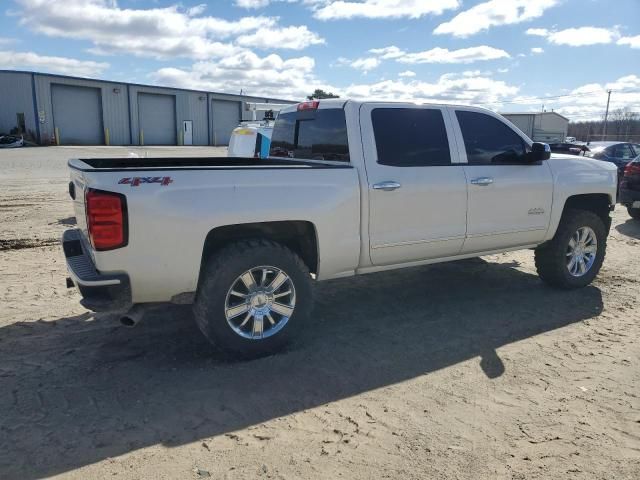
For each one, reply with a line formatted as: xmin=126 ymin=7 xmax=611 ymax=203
xmin=372 ymin=108 xmax=451 ymax=167
xmin=270 ymin=109 xmax=350 ymax=161
xmin=613 ymin=144 xmax=634 ymax=159
xmin=456 ymin=111 xmax=527 ymax=165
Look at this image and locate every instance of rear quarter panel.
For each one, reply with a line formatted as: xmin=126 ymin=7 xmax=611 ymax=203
xmin=544 ymin=155 xmax=617 ymax=241
xmin=79 ymin=167 xmax=361 ymax=303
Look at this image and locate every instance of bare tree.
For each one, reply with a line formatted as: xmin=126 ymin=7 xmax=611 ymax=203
xmin=568 ymin=109 xmax=640 ymax=142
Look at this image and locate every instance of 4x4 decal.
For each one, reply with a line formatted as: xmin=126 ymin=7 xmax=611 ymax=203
xmin=118 ymin=176 xmax=173 ymax=187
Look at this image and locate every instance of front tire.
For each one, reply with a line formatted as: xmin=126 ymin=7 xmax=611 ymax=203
xmin=628 ymin=207 xmax=640 ymax=220
xmin=535 ymin=209 xmax=607 ymax=289
xmin=194 ymin=239 xmax=313 ymax=358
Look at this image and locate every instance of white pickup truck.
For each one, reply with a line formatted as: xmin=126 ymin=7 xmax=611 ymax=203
xmin=63 ymin=99 xmax=617 ymax=357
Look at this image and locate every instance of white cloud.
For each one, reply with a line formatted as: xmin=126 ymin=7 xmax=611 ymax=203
xmin=379 ymin=46 xmax=510 ymax=64
xmin=525 ymin=28 xmax=548 ymax=36
xmin=152 ymin=55 xmax=522 ymax=106
xmin=367 ymin=45 xmax=510 ymax=65
xmin=526 ymin=26 xmax=620 ymax=46
xmin=369 ymin=45 xmax=404 ymax=59
xmin=493 ymin=75 xmax=640 ymax=122
xmin=618 ymin=35 xmax=640 ymax=49
xmin=531 ymin=47 xmax=544 ymax=54
xmin=236 ymin=25 xmax=325 ymax=49
xmin=403 ymin=46 xmax=510 ymax=64
xmin=152 ymin=50 xmax=322 ymax=99
xmin=553 ymin=76 xmax=640 ymax=120
xmin=547 ymin=27 xmax=619 ymax=46
xmin=434 ymin=0 xmax=560 ymax=37
xmin=369 ymin=45 xmax=511 ymax=64
xmin=234 ymin=0 xmax=300 ymax=8
xmin=313 ymin=0 xmax=460 ymax=20
xmin=398 ymin=70 xmax=416 ymax=77
xmin=341 ymin=72 xmax=519 ymax=104
xmin=350 ymin=57 xmax=381 ymax=72
xmin=235 ymin=0 xmax=271 ymax=7
xmin=0 ymin=50 xmax=109 ymax=77
xmin=15 ymin=0 xmax=322 ymax=59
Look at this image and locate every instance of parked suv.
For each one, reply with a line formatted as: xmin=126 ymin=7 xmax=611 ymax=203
xmin=620 ymin=155 xmax=640 ymax=219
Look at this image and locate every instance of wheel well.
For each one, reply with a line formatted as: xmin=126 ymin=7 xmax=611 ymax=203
xmin=563 ymin=194 xmax=612 ymax=232
xmin=198 ymin=221 xmax=318 ymax=288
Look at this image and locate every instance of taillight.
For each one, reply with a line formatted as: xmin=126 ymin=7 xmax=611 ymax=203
xmin=85 ymin=189 xmax=128 ymax=251
xmin=624 ymin=162 xmax=640 ymax=176
xmin=297 ymin=100 xmax=319 ymax=111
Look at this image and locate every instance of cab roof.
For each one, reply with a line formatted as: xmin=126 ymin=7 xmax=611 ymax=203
xmin=280 ymin=98 xmax=497 ymax=114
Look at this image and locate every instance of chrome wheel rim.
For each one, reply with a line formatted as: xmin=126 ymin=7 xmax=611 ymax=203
xmin=566 ymin=226 xmax=598 ymax=277
xmin=225 ymin=266 xmax=296 ymax=340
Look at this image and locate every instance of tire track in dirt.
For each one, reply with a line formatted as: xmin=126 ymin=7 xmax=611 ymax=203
xmin=0 ymin=239 xmax=59 ymax=251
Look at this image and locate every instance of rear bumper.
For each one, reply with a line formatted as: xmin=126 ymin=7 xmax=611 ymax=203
xmin=62 ymin=229 xmax=131 ymax=312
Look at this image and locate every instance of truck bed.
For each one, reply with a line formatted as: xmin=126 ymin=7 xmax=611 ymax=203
xmin=69 ymin=157 xmax=352 ymax=171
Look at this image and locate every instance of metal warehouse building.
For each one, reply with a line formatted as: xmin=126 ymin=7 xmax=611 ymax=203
xmin=0 ymin=70 xmax=294 ymax=146
xmin=501 ymin=111 xmax=569 ymax=143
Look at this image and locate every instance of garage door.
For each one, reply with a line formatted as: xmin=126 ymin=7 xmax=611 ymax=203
xmin=51 ymin=84 xmax=103 ymax=145
xmin=211 ymin=100 xmax=241 ymax=146
xmin=138 ymin=93 xmax=176 ymax=145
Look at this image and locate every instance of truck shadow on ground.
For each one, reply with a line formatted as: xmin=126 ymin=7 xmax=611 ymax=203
xmin=0 ymin=258 xmax=603 ymax=479
xmin=615 ymin=218 xmax=640 ymax=239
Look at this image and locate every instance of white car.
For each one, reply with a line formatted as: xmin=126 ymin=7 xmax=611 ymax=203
xmin=63 ymin=99 xmax=617 ymax=357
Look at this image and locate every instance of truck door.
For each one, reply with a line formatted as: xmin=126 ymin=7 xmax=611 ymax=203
xmin=451 ymin=108 xmax=553 ymax=253
xmin=361 ymin=104 xmax=468 ymax=266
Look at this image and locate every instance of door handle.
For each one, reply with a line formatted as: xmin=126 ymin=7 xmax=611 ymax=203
xmin=372 ymin=181 xmax=401 ymax=191
xmin=470 ymin=177 xmax=494 ymax=186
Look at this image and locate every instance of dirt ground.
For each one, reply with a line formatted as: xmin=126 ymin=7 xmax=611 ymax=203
xmin=1 ymin=147 xmax=639 ymax=480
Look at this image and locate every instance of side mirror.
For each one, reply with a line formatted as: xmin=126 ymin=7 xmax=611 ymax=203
xmin=529 ymin=142 xmax=551 ymax=162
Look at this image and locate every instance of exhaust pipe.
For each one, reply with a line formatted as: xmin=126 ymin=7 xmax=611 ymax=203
xmin=120 ymin=304 xmax=146 ymax=327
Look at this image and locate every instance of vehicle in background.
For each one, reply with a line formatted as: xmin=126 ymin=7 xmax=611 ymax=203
xmin=62 ymin=99 xmax=617 ymax=358
xmin=584 ymin=142 xmax=640 ymax=186
xmin=619 ymin=155 xmax=640 ymax=219
xmin=228 ymin=123 xmax=274 ymax=159
xmin=228 ymin=103 xmax=291 ymax=158
xmin=565 ymin=136 xmax=577 ymax=143
xmin=549 ymin=142 xmax=588 ymax=156
xmin=0 ymin=134 xmax=25 ymax=148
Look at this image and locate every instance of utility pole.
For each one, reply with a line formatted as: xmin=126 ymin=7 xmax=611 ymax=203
xmin=602 ymin=89 xmax=612 ymax=140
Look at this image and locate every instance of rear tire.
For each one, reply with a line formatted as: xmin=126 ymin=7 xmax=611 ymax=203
xmin=535 ymin=209 xmax=607 ymax=289
xmin=628 ymin=207 xmax=640 ymax=220
xmin=194 ymin=239 xmax=313 ymax=358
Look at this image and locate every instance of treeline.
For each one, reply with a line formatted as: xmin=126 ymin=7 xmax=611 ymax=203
xmin=568 ymin=108 xmax=640 ymax=142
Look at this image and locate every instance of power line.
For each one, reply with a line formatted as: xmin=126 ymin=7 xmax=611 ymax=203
xmin=482 ymin=90 xmax=602 ymax=106
xmin=479 ymin=87 xmax=640 ymax=107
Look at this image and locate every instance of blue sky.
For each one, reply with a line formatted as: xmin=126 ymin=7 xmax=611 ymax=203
xmin=1 ymin=0 xmax=639 ymax=120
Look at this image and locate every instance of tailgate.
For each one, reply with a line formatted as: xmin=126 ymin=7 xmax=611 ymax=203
xmin=68 ymin=166 xmax=90 ymax=245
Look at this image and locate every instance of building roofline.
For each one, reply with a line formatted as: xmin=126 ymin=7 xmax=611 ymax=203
xmin=501 ymin=111 xmax=570 ymax=121
xmin=0 ymin=69 xmax=297 ymax=104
